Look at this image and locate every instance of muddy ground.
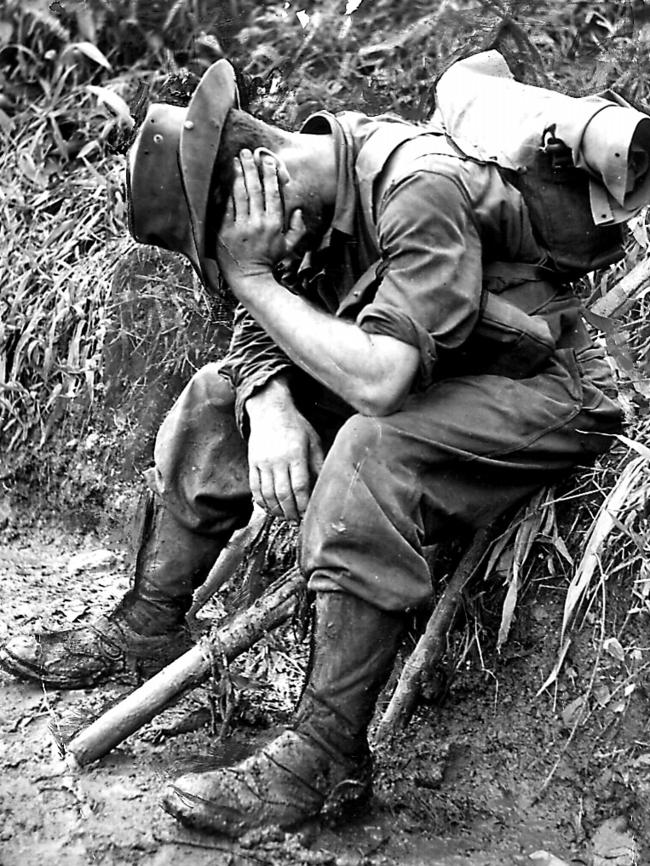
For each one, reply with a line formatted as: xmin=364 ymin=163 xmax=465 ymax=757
xmin=0 ymin=510 xmax=647 ymax=866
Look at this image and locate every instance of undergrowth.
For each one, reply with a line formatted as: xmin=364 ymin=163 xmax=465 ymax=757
xmin=2 ymin=1 xmax=648 ymax=446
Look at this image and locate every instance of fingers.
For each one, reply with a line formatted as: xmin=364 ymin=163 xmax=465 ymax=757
xmin=289 ymin=459 xmax=311 ymax=517
xmin=284 ymin=209 xmax=307 ymax=254
xmin=215 ymin=196 xmax=237 ymax=264
xmin=308 ymin=433 xmax=325 ymax=479
xmin=251 ymin=464 xmax=283 ymax=518
xmin=222 ymin=195 xmax=235 ymax=224
xmin=249 ymin=465 xmax=264 ymax=515
xmin=238 ymin=150 xmax=264 ymax=215
xmin=216 ymin=195 xmax=236 ymax=247
xmin=231 ymin=158 xmax=249 ymax=219
xmin=261 ymin=156 xmax=282 ymax=220
xmin=249 ymin=454 xmax=314 ymax=522
xmin=235 ymin=149 xmax=284 ymax=219
xmin=261 ymin=463 xmax=298 ymax=521
xmin=275 ymin=466 xmax=301 ymax=522
xmin=251 ymin=462 xmax=301 ymax=522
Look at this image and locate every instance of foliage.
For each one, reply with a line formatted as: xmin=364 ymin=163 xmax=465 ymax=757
xmin=0 ymin=60 xmax=126 ymax=451
xmin=0 ymin=0 xmax=231 ymax=459
xmin=2 ymin=0 xmax=648 ymax=450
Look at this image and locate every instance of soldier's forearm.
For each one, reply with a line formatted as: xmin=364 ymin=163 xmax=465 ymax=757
xmin=230 ymin=272 xmax=419 ymax=416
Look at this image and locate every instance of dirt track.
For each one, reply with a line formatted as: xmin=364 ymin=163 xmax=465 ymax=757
xmin=0 ymin=524 xmax=644 ymax=866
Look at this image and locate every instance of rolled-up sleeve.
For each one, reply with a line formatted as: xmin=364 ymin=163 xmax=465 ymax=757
xmin=356 ymin=170 xmax=483 ymax=388
xmin=219 ymin=304 xmax=294 ymax=432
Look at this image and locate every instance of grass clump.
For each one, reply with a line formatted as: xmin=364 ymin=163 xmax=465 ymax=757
xmin=0 ymin=73 xmax=127 ymax=452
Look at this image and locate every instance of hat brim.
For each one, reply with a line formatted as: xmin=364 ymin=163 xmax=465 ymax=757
xmin=180 ymin=59 xmax=240 ymax=287
xmin=127 ymin=103 xmax=201 ymax=269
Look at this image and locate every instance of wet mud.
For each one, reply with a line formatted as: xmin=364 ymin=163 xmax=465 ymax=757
xmin=0 ymin=525 xmax=645 ymax=866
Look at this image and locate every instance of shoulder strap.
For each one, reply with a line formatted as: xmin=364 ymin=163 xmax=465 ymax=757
xmin=355 ymin=123 xmax=453 ymax=249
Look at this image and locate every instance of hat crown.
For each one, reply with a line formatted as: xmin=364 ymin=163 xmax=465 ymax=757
xmin=126 ymin=60 xmax=239 ymax=287
xmin=128 ymin=103 xmax=198 ymax=264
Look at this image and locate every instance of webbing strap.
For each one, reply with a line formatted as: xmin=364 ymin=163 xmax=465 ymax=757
xmin=483 ymin=261 xmax=563 ymax=285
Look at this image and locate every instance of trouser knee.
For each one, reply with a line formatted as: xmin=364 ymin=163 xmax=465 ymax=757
xmin=301 ymin=414 xmax=432 ymax=611
xmin=146 ymin=364 xmax=252 ymax=534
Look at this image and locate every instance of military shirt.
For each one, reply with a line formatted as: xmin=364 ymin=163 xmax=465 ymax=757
xmin=219 ymin=110 xmax=568 ymax=429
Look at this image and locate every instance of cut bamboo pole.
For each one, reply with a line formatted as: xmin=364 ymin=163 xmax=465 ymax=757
xmin=374 ymin=528 xmax=491 ymax=741
xmin=187 ymin=509 xmax=269 ymax=619
xmin=65 ymin=566 xmax=305 ymax=769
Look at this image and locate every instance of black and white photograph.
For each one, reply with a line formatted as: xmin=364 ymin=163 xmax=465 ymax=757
xmin=0 ymin=1 xmax=649 ymax=863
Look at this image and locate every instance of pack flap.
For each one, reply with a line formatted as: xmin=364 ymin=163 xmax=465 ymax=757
xmin=434 ymin=50 xmax=650 ymax=226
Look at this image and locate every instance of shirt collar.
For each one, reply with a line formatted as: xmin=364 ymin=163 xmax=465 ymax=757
xmin=300 ymin=111 xmax=356 ymax=237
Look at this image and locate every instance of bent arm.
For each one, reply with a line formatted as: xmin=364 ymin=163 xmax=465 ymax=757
xmin=215 ymin=149 xmax=422 ymax=415
xmin=232 ymin=275 xmax=419 ymax=416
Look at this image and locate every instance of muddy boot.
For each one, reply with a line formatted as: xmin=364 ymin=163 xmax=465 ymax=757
xmin=0 ymin=494 xmax=224 ymax=689
xmin=162 ymin=591 xmax=406 ymax=836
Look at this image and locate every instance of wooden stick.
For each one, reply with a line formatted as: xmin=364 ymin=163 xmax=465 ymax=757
xmin=374 ymin=528 xmax=491 ymax=742
xmin=187 ymin=509 xmax=269 ymax=619
xmin=591 ymin=255 xmax=650 ymax=319
xmin=65 ymin=566 xmax=305 ymax=769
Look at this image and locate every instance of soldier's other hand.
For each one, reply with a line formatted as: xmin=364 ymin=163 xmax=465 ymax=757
xmin=247 ymin=402 xmax=323 ymax=523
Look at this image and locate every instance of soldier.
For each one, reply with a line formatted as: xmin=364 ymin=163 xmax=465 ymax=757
xmin=4 ymin=53 xmax=646 ymax=834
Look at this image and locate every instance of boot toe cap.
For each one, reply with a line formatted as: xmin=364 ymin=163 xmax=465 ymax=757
xmin=0 ymin=619 xmax=192 ymax=689
xmin=0 ymin=627 xmax=114 ymax=688
xmin=0 ymin=634 xmax=55 ymax=680
xmin=161 ymin=772 xmax=252 ymax=836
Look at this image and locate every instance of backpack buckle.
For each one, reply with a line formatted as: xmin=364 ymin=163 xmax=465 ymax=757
xmin=542 ymin=124 xmax=573 ymax=170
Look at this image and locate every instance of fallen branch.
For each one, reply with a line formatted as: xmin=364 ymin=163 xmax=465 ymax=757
xmin=65 ymin=565 xmax=305 ymax=769
xmin=187 ymin=508 xmax=269 ymax=619
xmin=374 ymin=527 xmax=492 ymax=742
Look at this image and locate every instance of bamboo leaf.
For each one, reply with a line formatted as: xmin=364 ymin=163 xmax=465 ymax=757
xmin=0 ymin=108 xmax=13 ymax=135
xmin=496 ymin=572 xmax=520 ymax=653
xmin=87 ymin=85 xmax=134 ymax=128
xmin=561 ymin=456 xmax=647 ymax=642
xmin=0 ymin=20 xmax=12 ymax=47
xmin=603 ymin=637 xmax=625 ymax=663
xmin=62 ymin=41 xmax=111 ymax=71
xmin=536 ymin=637 xmax=572 ymax=696
xmin=615 ymin=433 xmax=650 ymax=463
xmin=496 ymin=489 xmax=549 ymax=651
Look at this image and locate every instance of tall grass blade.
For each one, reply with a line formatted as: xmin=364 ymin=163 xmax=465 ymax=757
xmin=561 ymin=455 xmax=648 ymax=641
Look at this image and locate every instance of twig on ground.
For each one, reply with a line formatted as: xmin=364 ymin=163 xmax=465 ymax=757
xmin=187 ymin=508 xmax=269 ymax=619
xmin=374 ymin=527 xmax=492 ymax=741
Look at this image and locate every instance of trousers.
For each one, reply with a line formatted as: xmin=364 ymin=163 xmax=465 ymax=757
xmin=145 ymin=347 xmax=622 ymax=611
